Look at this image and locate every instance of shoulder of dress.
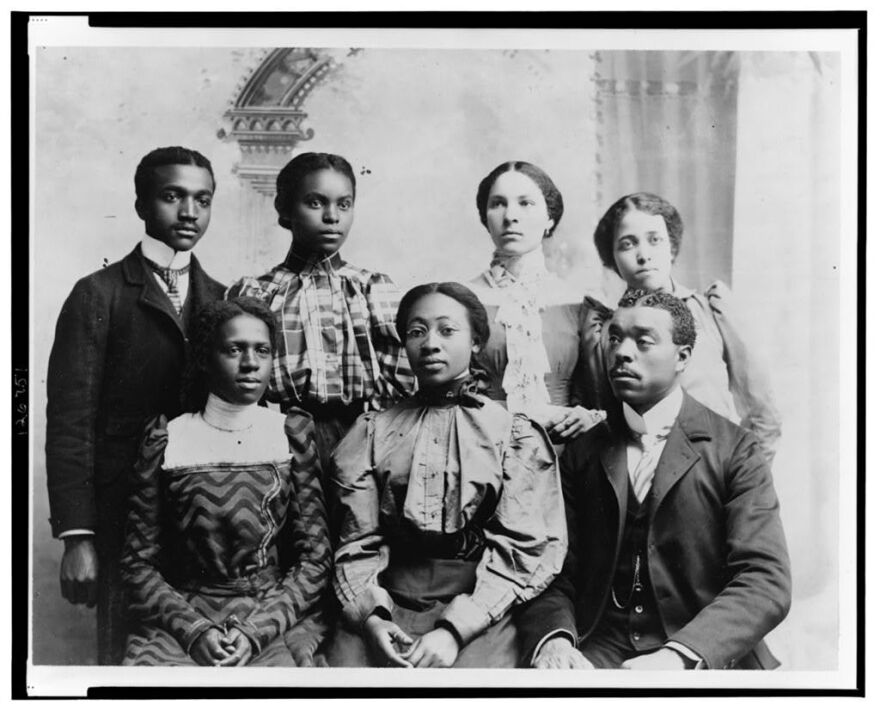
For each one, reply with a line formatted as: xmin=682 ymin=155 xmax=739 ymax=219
xmin=703 ymin=279 xmax=732 ymax=302
xmin=352 ymin=267 xmax=398 ymax=289
xmin=229 ymin=267 xmax=293 ymax=294
xmin=165 ymin=412 xmax=197 ymax=437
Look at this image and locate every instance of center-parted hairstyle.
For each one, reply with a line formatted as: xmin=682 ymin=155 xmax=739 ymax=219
xmin=475 ymin=161 xmax=564 ymax=238
xmin=593 ymin=192 xmax=684 ymax=272
xmin=396 ymin=282 xmax=491 ymax=352
xmin=617 ymin=287 xmax=696 ymax=348
xmin=181 ymin=297 xmax=278 ymax=412
xmin=134 ymin=146 xmax=215 ymax=202
xmin=274 ymin=152 xmax=357 ymax=230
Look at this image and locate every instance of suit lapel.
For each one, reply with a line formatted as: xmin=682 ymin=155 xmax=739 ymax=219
xmin=600 ymin=430 xmax=630 ymax=546
xmin=648 ymin=395 xmax=707 ymax=518
xmin=124 ymin=247 xmax=185 ymax=338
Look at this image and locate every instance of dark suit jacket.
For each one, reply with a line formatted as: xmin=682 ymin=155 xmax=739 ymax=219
xmin=46 ymin=246 xmax=225 ymax=550
xmin=517 ymin=392 xmax=791 ymax=670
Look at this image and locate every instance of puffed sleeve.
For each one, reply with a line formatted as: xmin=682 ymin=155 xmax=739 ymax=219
xmin=704 ymin=281 xmax=782 ymax=465
xmin=572 ymin=295 xmax=614 ymax=412
xmin=329 ymin=413 xmax=395 ymax=630
xmin=231 ymin=409 xmax=333 ymax=654
xmin=438 ymin=416 xmax=567 ymax=646
xmin=45 ymin=276 xmax=110 ymax=536
xmin=121 ymin=416 xmax=218 ymax=653
xmin=362 ymin=272 xmax=415 ymax=408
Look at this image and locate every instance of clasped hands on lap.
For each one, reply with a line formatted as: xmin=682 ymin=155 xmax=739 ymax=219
xmin=364 ymin=614 xmax=460 ymax=668
xmin=190 ymin=627 xmax=253 ymax=667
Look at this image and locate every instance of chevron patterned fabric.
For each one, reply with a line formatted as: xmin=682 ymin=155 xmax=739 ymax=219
xmin=121 ymin=413 xmax=331 ymax=666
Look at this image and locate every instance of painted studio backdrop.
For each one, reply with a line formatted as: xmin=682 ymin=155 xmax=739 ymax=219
xmin=32 ymin=45 xmax=840 ymax=669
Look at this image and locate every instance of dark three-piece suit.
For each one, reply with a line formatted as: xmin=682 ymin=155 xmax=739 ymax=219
xmin=45 ymin=246 xmax=224 ymax=664
xmin=517 ymin=392 xmax=791 ymax=670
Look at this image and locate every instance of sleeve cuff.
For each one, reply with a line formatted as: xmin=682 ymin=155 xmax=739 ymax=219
xmin=438 ymin=594 xmax=490 ymax=647
xmin=341 ymin=584 xmax=395 ymax=630
xmin=531 ymin=629 xmax=578 ymax=667
xmin=665 ymin=641 xmax=705 ymax=669
xmin=182 ymin=619 xmax=218 ymax=654
xmin=59 ymin=529 xmax=95 ymax=538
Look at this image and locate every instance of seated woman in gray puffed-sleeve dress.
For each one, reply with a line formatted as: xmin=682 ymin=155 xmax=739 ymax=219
xmin=326 ymin=282 xmax=570 ymax=668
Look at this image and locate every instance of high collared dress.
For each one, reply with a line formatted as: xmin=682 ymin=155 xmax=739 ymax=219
xmin=325 ymin=382 xmax=567 ymax=667
xmin=227 ymin=249 xmax=415 ymax=474
xmin=121 ymin=404 xmax=332 ymax=666
xmin=469 ymin=259 xmax=611 ymax=420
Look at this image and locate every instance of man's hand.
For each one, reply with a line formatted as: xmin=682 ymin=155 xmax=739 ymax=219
xmin=404 ymin=627 xmax=460 ymax=668
xmin=363 ymin=614 xmax=414 ymax=667
xmin=59 ymin=536 xmax=99 ymax=607
xmin=622 ymin=648 xmax=688 ymax=670
xmin=533 ymin=636 xmax=594 ymax=669
xmin=191 ymin=628 xmax=233 ymax=666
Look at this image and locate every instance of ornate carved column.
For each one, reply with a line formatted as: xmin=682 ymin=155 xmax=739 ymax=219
xmin=224 ymin=48 xmax=338 ymax=195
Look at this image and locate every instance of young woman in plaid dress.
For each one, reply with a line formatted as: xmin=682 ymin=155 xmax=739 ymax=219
xmin=227 ymin=153 xmax=415 ymax=477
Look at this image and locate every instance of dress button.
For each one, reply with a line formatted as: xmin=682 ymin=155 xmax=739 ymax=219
xmin=635 ymin=605 xmax=644 ymax=614
xmin=632 ymin=632 xmax=641 ymax=641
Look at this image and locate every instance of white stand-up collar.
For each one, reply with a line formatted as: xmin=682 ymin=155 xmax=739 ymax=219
xmin=623 ymin=386 xmax=684 ymax=437
xmin=141 ymin=234 xmax=192 ymax=269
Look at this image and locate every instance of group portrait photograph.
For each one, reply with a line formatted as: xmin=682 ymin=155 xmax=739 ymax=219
xmin=14 ymin=10 xmax=864 ymax=699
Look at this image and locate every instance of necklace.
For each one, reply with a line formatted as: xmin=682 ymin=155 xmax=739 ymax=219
xmin=199 ymin=412 xmax=255 ymax=434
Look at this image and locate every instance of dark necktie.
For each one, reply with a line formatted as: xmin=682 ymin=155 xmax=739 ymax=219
xmin=143 ymin=257 xmax=189 ymax=314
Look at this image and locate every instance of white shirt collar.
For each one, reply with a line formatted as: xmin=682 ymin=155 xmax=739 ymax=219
xmin=141 ymin=234 xmax=192 ymax=269
xmin=622 ymin=386 xmax=684 ymax=437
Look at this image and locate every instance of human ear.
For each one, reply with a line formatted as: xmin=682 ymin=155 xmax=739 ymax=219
xmin=674 ymin=344 xmax=692 ymax=373
xmin=134 ymin=199 xmax=145 ymax=220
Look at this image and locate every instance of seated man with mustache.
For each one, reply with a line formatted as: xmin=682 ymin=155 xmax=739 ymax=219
xmin=516 ymin=288 xmax=791 ymax=670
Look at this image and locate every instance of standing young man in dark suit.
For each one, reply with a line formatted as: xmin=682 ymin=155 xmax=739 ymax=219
xmin=45 ymin=146 xmax=226 ymax=664
xmin=517 ymin=289 xmax=791 ymax=670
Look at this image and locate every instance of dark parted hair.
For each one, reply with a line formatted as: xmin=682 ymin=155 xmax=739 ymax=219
xmin=618 ymin=288 xmax=696 ymax=348
xmin=475 ymin=161 xmax=564 ymax=237
xmin=594 ymin=192 xmax=684 ymax=272
xmin=134 ymin=146 xmax=215 ymax=201
xmin=274 ymin=152 xmax=357 ymax=230
xmin=396 ymin=282 xmax=490 ymax=351
xmin=181 ymin=297 xmax=277 ymax=412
